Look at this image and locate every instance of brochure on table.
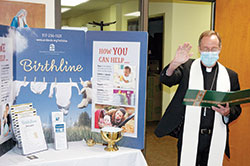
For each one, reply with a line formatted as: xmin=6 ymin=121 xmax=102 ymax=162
xmin=0 ymin=25 xmax=148 ymax=150
xmin=19 ymin=116 xmax=47 ymax=155
xmin=10 ymin=103 xmax=36 ymax=148
xmin=52 ymin=112 xmax=67 ymax=150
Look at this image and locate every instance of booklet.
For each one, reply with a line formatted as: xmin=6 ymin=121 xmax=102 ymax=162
xmin=19 ymin=116 xmax=47 ymax=155
xmin=183 ymin=89 xmax=250 ymax=107
xmin=10 ymin=103 xmax=36 ymax=148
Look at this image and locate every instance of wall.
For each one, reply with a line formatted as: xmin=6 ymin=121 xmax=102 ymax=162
xmin=62 ymin=1 xmax=139 ymax=31
xmin=110 ymin=4 xmax=122 ymax=31
xmin=120 ymin=1 xmax=139 ymax=31
xmin=215 ymin=0 xmax=250 ymax=165
xmin=149 ymin=2 xmax=173 ymax=111
xmin=149 ymin=1 xmax=211 ymax=114
xmin=66 ymin=7 xmax=112 ymax=31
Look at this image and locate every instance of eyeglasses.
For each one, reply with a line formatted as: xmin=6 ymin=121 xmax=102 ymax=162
xmin=200 ymin=47 xmax=220 ymax=52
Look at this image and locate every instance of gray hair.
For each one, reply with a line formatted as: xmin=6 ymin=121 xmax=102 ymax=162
xmin=198 ymin=30 xmax=222 ymax=47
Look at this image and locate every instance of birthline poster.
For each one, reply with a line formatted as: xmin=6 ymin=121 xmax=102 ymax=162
xmin=87 ymin=31 xmax=148 ymax=149
xmin=92 ymin=41 xmax=140 ymax=138
xmin=14 ymin=27 xmax=92 ymax=145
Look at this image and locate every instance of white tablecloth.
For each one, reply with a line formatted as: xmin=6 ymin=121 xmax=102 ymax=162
xmin=0 ymin=141 xmax=147 ymax=166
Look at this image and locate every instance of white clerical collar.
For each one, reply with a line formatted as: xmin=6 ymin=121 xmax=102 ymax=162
xmin=206 ymin=67 xmax=212 ymax=72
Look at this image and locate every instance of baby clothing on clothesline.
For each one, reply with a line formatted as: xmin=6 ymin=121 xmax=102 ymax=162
xmin=30 ymin=81 xmax=48 ymax=94
xmin=13 ymin=78 xmax=87 ymax=115
xmin=49 ymin=82 xmax=81 ymax=115
xmin=13 ymin=80 xmax=29 ymax=99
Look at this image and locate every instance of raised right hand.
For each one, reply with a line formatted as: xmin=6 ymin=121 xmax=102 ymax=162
xmin=172 ymin=42 xmax=193 ymax=66
xmin=166 ymin=42 xmax=193 ymax=76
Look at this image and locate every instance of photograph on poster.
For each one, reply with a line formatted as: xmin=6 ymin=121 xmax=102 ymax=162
xmin=93 ymin=104 xmax=136 ymax=135
xmin=2 ymin=103 xmax=11 ymax=137
xmin=113 ymin=89 xmax=135 ymax=106
xmin=113 ymin=64 xmax=136 ymax=89
xmin=0 ymin=103 xmax=13 ymax=144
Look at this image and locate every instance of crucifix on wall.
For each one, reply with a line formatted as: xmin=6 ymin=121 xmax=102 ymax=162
xmin=88 ymin=21 xmax=116 ymax=31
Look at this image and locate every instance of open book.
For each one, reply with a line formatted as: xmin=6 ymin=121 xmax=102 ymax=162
xmin=183 ymin=89 xmax=250 ymax=107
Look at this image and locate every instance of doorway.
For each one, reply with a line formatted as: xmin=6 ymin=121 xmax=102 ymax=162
xmin=127 ymin=16 xmax=163 ymax=122
xmin=146 ymin=16 xmax=163 ymax=122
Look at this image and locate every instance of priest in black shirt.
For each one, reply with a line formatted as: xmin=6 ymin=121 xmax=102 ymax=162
xmin=155 ymin=30 xmax=241 ymax=166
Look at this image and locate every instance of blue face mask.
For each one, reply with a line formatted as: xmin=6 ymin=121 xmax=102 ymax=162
xmin=200 ymin=51 xmax=220 ymax=67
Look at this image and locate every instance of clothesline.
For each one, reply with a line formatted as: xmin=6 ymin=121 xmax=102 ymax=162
xmin=15 ymin=76 xmax=90 ymax=84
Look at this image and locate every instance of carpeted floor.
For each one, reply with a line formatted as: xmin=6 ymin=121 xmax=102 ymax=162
xmin=145 ymin=121 xmax=178 ymax=166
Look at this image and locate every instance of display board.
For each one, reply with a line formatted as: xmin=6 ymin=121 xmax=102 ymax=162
xmin=0 ymin=25 xmax=14 ymax=144
xmin=0 ymin=25 xmax=148 ymax=150
xmin=87 ymin=31 xmax=148 ymax=149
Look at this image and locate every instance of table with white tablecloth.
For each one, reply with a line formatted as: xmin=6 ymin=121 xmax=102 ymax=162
xmin=0 ymin=141 xmax=147 ymax=166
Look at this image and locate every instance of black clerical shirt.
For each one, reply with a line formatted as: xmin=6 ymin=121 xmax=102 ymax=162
xmin=200 ymin=62 xmax=218 ymax=129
